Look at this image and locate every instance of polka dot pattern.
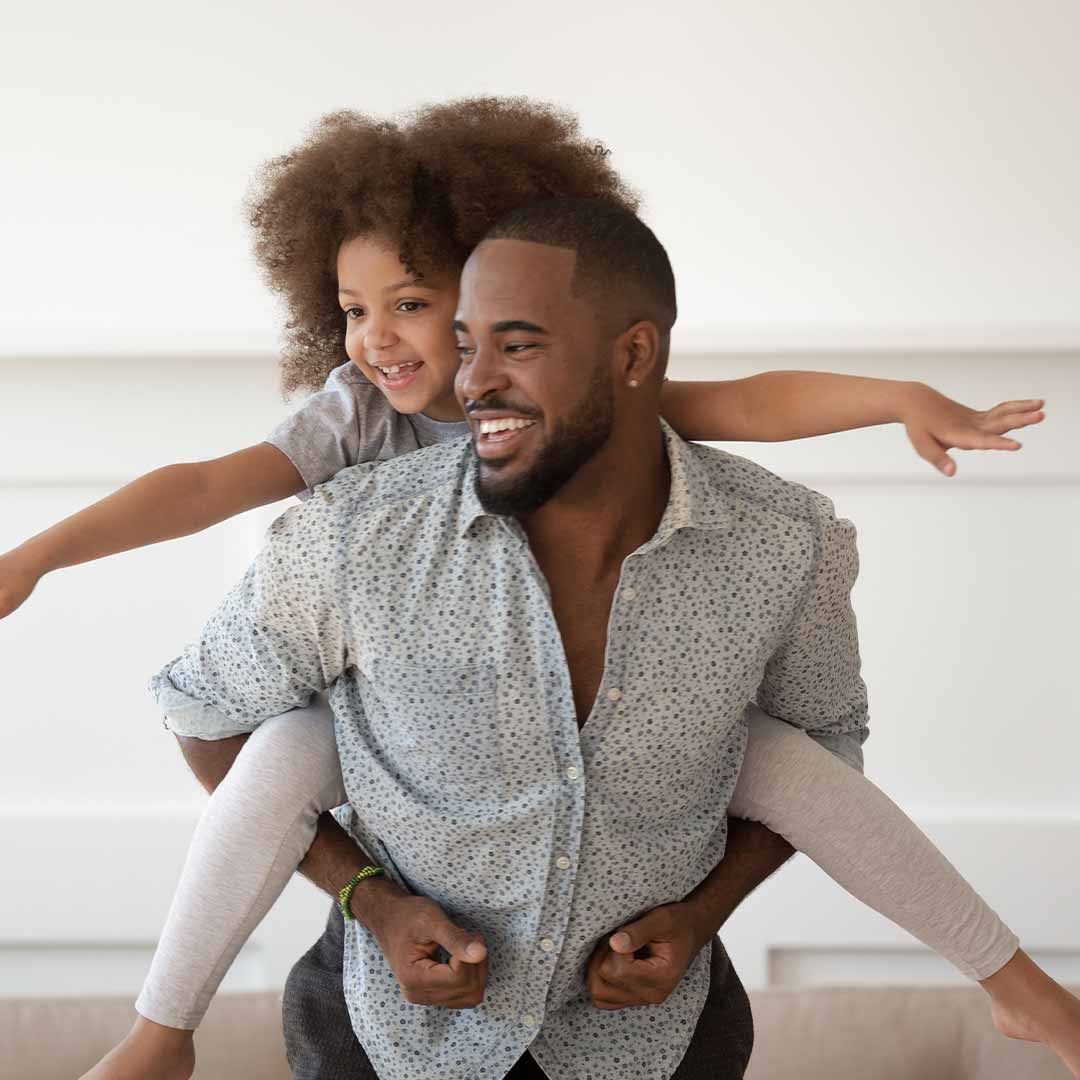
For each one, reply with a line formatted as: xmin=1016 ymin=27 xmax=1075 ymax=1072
xmin=151 ymin=420 xmax=868 ymax=1080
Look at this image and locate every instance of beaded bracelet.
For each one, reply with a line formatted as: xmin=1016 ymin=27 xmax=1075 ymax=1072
xmin=339 ymin=865 xmax=386 ymax=922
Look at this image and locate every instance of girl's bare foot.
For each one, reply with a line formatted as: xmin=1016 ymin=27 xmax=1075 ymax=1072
xmin=983 ymin=949 xmax=1080 ymax=1078
xmin=79 ymin=1016 xmax=195 ymax=1080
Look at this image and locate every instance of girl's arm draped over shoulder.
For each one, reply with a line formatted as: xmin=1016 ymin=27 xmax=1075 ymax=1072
xmin=0 ymin=442 xmax=305 ymax=619
xmin=658 ymin=371 xmax=1045 ymax=476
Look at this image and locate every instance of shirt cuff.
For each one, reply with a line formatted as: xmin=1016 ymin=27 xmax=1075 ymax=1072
xmin=807 ymin=731 xmax=865 ymax=773
xmin=148 ymin=663 xmax=255 ymax=740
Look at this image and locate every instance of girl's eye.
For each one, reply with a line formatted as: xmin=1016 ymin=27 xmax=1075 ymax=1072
xmin=455 ymin=344 xmax=475 ymax=356
xmin=397 ymin=300 xmax=426 ymax=313
xmin=344 ymin=306 xmax=364 ymax=320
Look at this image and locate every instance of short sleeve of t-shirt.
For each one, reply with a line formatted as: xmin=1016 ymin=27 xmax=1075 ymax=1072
xmin=265 ymin=362 xmax=403 ymax=493
xmin=265 ymin=361 xmax=469 ymax=497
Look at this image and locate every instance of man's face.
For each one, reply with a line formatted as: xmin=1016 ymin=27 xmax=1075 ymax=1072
xmin=453 ymin=239 xmax=616 ymax=516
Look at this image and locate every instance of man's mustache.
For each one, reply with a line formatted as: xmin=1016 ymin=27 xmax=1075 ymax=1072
xmin=464 ymin=399 xmax=541 ymax=419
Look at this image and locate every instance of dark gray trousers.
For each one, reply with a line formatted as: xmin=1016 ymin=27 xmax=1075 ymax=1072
xmin=283 ymin=905 xmax=754 ymax=1080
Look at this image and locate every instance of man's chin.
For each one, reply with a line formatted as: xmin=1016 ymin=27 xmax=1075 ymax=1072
xmin=472 ymin=438 xmax=534 ymax=478
xmin=474 ymin=456 xmax=547 ymax=517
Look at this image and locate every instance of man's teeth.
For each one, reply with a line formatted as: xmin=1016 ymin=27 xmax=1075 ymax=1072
xmin=479 ymin=418 xmax=536 ymax=435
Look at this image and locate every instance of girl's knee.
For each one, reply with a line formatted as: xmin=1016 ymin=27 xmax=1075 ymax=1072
xmin=219 ymin=707 xmax=344 ymax=815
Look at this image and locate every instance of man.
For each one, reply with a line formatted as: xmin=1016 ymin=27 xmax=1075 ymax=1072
xmin=160 ymin=197 xmax=868 ymax=1079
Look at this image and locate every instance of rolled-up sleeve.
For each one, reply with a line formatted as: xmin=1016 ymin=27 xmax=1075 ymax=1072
xmin=755 ymin=495 xmax=869 ymax=772
xmin=149 ymin=501 xmax=347 ymax=739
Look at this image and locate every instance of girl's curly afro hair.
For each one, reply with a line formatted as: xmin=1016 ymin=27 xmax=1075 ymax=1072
xmin=246 ymin=96 xmax=641 ymax=396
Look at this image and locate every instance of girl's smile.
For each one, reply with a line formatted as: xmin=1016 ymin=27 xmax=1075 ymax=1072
xmin=336 ymin=234 xmax=465 ymax=422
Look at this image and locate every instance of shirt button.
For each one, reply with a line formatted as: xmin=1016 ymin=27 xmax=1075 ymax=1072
xmin=565 ymin=765 xmax=580 ymax=780
xmin=540 ymin=938 xmax=555 ymax=952
xmin=522 ymin=1013 xmax=538 ymax=1027
xmin=623 ymin=586 xmax=637 ymax=600
xmin=555 ymin=855 xmax=571 ymax=870
xmin=606 ymin=687 xmax=623 ymax=702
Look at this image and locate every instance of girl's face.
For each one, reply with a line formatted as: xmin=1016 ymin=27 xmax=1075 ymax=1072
xmin=337 ymin=235 xmax=464 ymax=421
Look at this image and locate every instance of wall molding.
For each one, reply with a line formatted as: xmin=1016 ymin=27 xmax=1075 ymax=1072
xmin=1 ymin=332 xmax=1079 ymax=366
xmin=3 ymin=810 xmax=1078 ymax=993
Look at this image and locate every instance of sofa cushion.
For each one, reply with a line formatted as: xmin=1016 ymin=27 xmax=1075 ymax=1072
xmin=745 ymin=986 xmax=1075 ymax=1080
xmin=1 ymin=985 xmax=1075 ymax=1079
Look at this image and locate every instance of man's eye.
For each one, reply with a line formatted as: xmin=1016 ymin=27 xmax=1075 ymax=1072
xmin=455 ymin=344 xmax=475 ymax=356
xmin=505 ymin=343 xmax=534 ymax=354
xmin=344 ymin=306 xmax=364 ymax=320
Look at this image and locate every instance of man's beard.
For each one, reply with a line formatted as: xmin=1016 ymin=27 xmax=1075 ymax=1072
xmin=474 ymin=370 xmax=615 ymax=518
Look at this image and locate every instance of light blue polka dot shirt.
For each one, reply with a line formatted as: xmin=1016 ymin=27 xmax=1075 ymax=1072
xmin=151 ymin=418 xmax=868 ymax=1080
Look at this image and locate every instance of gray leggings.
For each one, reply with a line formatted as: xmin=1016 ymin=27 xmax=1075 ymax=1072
xmin=136 ymin=701 xmax=1019 ymax=1030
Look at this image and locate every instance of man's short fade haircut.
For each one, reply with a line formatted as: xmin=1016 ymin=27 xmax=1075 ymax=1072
xmin=481 ymin=197 xmax=677 ymax=370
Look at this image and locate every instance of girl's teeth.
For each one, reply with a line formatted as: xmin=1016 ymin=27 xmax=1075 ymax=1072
xmin=380 ymin=362 xmax=422 ymax=377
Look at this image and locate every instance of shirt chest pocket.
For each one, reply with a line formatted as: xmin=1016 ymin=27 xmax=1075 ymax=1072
xmin=360 ymin=659 xmax=503 ymax=803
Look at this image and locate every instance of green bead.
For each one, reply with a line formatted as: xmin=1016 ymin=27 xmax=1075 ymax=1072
xmin=339 ymin=866 xmax=385 ymax=921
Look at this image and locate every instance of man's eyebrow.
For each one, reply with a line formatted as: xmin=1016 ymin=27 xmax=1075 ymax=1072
xmin=452 ymin=319 xmax=550 ymax=335
xmin=493 ymin=320 xmax=549 ymax=335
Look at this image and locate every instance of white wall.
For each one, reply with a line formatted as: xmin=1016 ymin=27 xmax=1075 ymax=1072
xmin=2 ymin=0 xmax=1079 ymax=352
xmin=1 ymin=0 xmax=1078 ymax=1006
xmin=1 ymin=351 xmax=1077 ymax=1001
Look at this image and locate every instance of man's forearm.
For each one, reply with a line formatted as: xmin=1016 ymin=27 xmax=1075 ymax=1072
xmin=682 ymin=816 xmax=795 ymax=951
xmin=176 ymin=734 xmax=401 ymax=925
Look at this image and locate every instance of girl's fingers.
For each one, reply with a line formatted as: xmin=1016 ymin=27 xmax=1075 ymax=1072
xmin=951 ymin=433 xmax=1022 ymax=451
xmin=987 ymin=399 xmax=1045 ymax=415
xmin=908 ymin=427 xmax=956 ymax=476
xmin=984 ymin=410 xmax=1045 ymax=434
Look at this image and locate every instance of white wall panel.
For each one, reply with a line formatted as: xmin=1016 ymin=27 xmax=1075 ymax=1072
xmin=0 ymin=352 xmax=1077 ymax=997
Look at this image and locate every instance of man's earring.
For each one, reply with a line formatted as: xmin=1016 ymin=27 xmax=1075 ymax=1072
xmin=628 ymin=379 xmax=639 ymax=388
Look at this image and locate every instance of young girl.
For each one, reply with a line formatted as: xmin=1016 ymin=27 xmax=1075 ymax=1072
xmin=1 ymin=99 xmax=1072 ymax=1080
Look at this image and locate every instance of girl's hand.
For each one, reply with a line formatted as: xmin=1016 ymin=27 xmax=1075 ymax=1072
xmin=0 ymin=550 xmax=42 ymax=619
xmin=901 ymin=386 xmax=1045 ymax=476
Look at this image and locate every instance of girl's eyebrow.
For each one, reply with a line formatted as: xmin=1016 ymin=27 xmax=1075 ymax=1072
xmin=338 ymin=278 xmax=430 ymax=298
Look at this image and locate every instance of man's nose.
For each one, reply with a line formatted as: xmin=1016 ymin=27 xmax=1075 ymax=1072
xmin=458 ymin=342 xmax=511 ymax=402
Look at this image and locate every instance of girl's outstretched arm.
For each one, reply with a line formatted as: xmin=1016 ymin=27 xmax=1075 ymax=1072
xmin=0 ymin=442 xmax=304 ymax=619
xmin=659 ymin=372 xmax=1045 ymax=476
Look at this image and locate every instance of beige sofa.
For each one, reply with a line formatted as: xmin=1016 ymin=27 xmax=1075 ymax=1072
xmin=2 ymin=987 xmax=1074 ymax=1080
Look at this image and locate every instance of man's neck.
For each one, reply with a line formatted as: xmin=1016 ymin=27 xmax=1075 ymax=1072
xmin=522 ymin=420 xmax=670 ymax=579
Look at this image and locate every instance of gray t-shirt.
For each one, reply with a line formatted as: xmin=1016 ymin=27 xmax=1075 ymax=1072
xmin=266 ymin=361 xmax=468 ymax=496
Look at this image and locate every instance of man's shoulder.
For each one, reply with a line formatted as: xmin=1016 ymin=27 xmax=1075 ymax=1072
xmin=686 ymin=441 xmax=841 ymax=534
xmin=273 ymin=437 xmax=472 ymax=542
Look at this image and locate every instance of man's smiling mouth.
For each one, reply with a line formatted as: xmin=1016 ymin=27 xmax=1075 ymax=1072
xmin=473 ymin=415 xmax=538 ymax=457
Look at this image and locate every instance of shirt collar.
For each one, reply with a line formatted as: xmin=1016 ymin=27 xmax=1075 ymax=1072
xmin=456 ymin=451 xmax=490 ymax=537
xmin=650 ymin=418 xmax=732 ymax=540
xmin=456 ymin=418 xmax=731 ymax=539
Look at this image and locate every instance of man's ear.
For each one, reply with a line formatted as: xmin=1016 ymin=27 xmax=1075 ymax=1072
xmin=618 ymin=320 xmax=664 ymax=388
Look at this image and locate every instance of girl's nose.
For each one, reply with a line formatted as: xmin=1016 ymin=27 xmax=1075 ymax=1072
xmin=364 ymin=327 xmax=398 ymax=351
